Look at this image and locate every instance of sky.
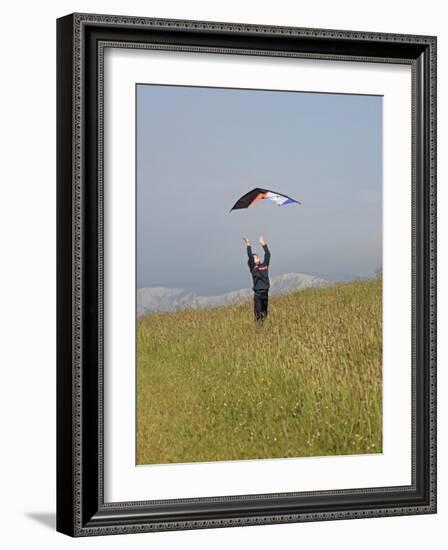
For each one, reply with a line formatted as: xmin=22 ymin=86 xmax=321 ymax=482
xmin=137 ymin=84 xmax=382 ymax=295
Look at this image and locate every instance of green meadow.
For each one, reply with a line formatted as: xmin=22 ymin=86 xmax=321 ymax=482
xmin=136 ymin=278 xmax=382 ymax=465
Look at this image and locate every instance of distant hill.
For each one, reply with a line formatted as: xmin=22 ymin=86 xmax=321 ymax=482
xmin=137 ymin=272 xmax=329 ymax=316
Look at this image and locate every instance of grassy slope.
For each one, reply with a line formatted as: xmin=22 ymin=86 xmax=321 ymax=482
xmin=137 ymin=279 xmax=382 ymax=464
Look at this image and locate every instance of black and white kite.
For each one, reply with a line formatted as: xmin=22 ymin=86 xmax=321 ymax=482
xmin=230 ymin=188 xmax=300 ymax=212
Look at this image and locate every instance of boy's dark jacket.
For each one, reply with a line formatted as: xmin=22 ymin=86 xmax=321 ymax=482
xmin=247 ymin=244 xmax=271 ymax=292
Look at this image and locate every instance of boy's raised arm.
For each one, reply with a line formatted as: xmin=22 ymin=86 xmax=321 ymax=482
xmin=263 ymin=244 xmax=271 ymax=266
xmin=242 ymin=236 xmax=254 ymax=269
xmin=258 ymin=235 xmax=270 ymax=266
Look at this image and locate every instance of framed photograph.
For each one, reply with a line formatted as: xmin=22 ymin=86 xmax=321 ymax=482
xmin=56 ymin=13 xmax=437 ymax=536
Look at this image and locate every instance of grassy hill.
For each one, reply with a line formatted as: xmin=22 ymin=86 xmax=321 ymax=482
xmin=137 ymin=278 xmax=382 ymax=465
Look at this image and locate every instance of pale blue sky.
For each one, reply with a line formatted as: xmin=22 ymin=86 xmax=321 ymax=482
xmin=137 ymin=84 xmax=382 ymax=294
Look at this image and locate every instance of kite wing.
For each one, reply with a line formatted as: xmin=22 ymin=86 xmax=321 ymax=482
xmin=230 ymin=188 xmax=300 ymax=211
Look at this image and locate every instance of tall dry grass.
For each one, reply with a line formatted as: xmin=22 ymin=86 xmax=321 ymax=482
xmin=137 ymin=278 xmax=382 ymax=464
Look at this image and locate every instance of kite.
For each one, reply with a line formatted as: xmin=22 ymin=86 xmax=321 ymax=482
xmin=230 ymin=188 xmax=300 ymax=212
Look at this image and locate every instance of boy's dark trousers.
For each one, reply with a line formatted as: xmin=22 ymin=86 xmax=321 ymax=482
xmin=253 ymin=290 xmax=269 ymax=322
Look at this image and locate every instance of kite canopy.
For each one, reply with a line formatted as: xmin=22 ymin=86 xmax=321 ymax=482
xmin=230 ymin=188 xmax=300 ymax=211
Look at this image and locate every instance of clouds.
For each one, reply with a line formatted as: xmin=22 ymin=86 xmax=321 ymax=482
xmin=137 ymin=85 xmax=382 ymax=293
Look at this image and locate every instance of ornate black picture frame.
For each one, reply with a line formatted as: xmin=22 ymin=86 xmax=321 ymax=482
xmin=57 ymin=13 xmax=437 ymax=537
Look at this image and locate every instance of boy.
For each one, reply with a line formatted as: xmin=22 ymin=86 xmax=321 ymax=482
xmin=242 ymin=235 xmax=271 ymax=323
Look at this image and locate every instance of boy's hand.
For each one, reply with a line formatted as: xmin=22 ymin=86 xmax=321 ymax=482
xmin=258 ymin=235 xmax=265 ymax=246
xmin=242 ymin=236 xmax=250 ymax=246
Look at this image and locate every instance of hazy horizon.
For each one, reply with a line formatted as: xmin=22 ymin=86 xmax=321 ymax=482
xmin=137 ymin=84 xmax=382 ymax=294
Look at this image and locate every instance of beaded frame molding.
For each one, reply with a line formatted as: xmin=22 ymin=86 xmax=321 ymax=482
xmin=56 ymin=13 xmax=437 ymax=537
